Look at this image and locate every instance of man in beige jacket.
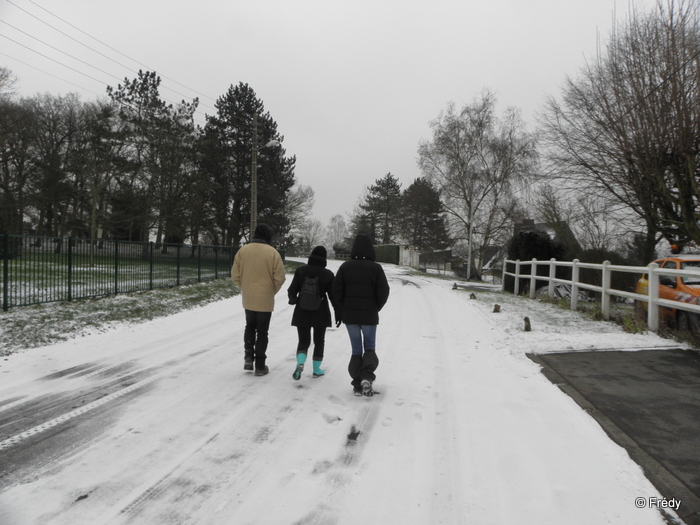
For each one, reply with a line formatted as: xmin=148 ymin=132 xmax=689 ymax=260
xmin=231 ymin=224 xmax=286 ymax=376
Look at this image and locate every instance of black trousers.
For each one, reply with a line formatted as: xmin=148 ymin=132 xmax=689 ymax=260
xmin=296 ymin=325 xmax=327 ymax=361
xmin=244 ymin=309 xmax=272 ymax=368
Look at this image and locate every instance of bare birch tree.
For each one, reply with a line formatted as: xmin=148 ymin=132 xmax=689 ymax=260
xmin=418 ymin=90 xmax=537 ymax=277
xmin=324 ymin=214 xmax=349 ymax=253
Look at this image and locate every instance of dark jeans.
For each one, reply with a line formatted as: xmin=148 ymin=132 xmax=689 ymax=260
xmin=244 ymin=309 xmax=272 ymax=368
xmin=296 ymin=326 xmax=327 ymax=361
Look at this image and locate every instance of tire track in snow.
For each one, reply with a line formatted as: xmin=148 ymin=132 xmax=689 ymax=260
xmin=359 ymin=269 xmax=471 ymax=523
xmin=0 ymin=346 xmax=220 ymax=453
xmin=96 ymin=367 xmax=337 ymax=523
xmin=0 ymin=296 xmax=250 ymax=454
xmin=415 ymin=277 xmax=470 ymax=524
xmin=296 ymin=269 xmax=448 ymax=524
xmin=46 ymin=351 xmax=287 ymax=524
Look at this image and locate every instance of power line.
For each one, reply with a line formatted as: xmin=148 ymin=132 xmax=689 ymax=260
xmin=0 ymin=32 xmax=111 ymax=87
xmin=0 ymin=50 xmax=104 ymax=97
xmin=9 ymin=0 xmax=218 ymax=109
xmin=0 ymin=19 xmax=124 ymax=83
xmin=1 ymin=30 xmax=199 ymax=115
xmin=24 ymin=0 xmax=217 ymax=105
xmin=2 ymin=0 xmax=217 ymax=119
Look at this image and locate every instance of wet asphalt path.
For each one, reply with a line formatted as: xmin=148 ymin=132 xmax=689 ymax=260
xmin=529 ymin=348 xmax=700 ymax=525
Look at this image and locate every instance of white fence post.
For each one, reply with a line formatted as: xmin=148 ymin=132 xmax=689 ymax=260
xmin=647 ymin=262 xmax=659 ymax=331
xmin=529 ymin=258 xmax=537 ymax=299
xmin=601 ymin=260 xmax=611 ymax=320
xmin=571 ymin=259 xmax=580 ymax=311
xmin=548 ymin=258 xmax=556 ymax=297
xmin=514 ymin=260 xmax=521 ymax=295
xmin=501 ymin=260 xmax=507 ymax=291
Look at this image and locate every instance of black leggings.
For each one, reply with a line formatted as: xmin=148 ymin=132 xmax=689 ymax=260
xmin=296 ymin=326 xmax=327 ymax=361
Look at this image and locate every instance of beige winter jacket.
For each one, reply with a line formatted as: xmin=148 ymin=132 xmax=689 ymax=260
xmin=231 ymin=242 xmax=286 ymax=312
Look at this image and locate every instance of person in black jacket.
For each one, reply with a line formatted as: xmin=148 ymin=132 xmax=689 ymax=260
xmin=287 ymin=246 xmax=339 ymax=380
xmin=333 ymin=234 xmax=390 ymax=396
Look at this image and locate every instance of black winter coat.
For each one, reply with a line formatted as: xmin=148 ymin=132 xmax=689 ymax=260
xmin=333 ymin=235 xmax=390 ymax=326
xmin=288 ymin=263 xmax=338 ymax=328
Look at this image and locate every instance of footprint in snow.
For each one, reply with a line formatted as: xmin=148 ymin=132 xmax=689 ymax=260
xmin=328 ymin=394 xmax=348 ymax=407
xmin=322 ymin=413 xmax=342 ymax=425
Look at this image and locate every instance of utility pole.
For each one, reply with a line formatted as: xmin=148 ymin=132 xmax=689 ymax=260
xmin=250 ymin=113 xmax=258 ymax=237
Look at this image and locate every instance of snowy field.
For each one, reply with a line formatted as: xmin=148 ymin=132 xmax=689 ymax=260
xmin=0 ymin=259 xmax=686 ymax=524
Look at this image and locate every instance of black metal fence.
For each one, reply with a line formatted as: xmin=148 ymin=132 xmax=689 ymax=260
xmin=1 ymin=234 xmax=238 ymax=311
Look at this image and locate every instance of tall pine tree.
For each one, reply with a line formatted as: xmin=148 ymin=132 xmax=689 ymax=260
xmin=200 ymin=82 xmax=296 ymax=246
xmin=400 ymin=177 xmax=451 ymax=251
xmin=353 ymin=173 xmax=402 ymax=244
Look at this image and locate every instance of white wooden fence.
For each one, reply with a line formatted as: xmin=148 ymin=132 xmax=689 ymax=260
xmin=501 ymin=258 xmax=700 ymax=332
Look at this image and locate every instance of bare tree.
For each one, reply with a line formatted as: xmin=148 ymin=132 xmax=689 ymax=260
xmin=0 ymin=67 xmax=16 ymax=99
xmin=539 ymin=0 xmax=700 ymax=258
xmin=418 ymin=90 xmax=538 ymax=277
xmin=295 ymin=218 xmax=325 ymax=255
xmin=530 ymin=183 xmax=632 ymax=254
xmin=285 ymin=184 xmax=315 ymax=234
xmin=324 ymin=214 xmax=349 ymax=253
xmin=0 ymin=97 xmax=37 ymax=234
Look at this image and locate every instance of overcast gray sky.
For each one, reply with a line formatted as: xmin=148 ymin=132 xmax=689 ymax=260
xmin=1 ymin=0 xmax=657 ymax=226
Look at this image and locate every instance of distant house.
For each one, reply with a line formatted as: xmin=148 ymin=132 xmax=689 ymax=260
xmin=374 ymin=244 xmax=421 ymax=269
xmin=419 ymin=249 xmax=453 ymax=274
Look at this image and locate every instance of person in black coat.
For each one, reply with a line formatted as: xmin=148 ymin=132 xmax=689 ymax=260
xmin=333 ymin=233 xmax=390 ymax=396
xmin=287 ymin=246 xmax=339 ymax=380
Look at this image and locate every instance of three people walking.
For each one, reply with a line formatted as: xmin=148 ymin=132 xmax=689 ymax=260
xmin=232 ymin=228 xmax=390 ymax=396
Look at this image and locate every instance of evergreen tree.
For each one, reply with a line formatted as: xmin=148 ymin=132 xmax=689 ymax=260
xmin=200 ymin=82 xmax=296 ymax=246
xmin=354 ymin=173 xmax=402 ymax=244
xmin=107 ymin=70 xmax=199 ymax=246
xmin=400 ymin=177 xmax=451 ymax=251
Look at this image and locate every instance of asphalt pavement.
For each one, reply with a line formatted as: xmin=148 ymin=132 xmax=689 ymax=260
xmin=528 ymin=348 xmax=700 ymax=525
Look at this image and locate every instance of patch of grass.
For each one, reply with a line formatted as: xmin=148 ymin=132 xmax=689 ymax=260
xmin=0 ymin=262 xmax=298 ymax=356
xmin=286 ymin=260 xmax=304 ymax=271
xmin=0 ymin=279 xmax=239 ymax=356
xmin=619 ymin=313 xmax=648 ymax=334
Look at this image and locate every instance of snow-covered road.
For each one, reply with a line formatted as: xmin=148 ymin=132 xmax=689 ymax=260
xmin=0 ymin=261 xmax=682 ymax=524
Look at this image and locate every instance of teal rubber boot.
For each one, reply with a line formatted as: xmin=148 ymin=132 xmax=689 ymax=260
xmin=312 ymin=360 xmax=325 ymax=378
xmin=292 ymin=353 xmax=307 ymax=380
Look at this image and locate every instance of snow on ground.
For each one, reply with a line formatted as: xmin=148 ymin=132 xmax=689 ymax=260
xmin=0 ymin=260 xmax=685 ymax=524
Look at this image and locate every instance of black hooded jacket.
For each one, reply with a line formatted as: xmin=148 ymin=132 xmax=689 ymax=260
xmin=333 ymin=234 xmax=390 ymax=325
xmin=288 ymin=247 xmax=338 ymax=327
